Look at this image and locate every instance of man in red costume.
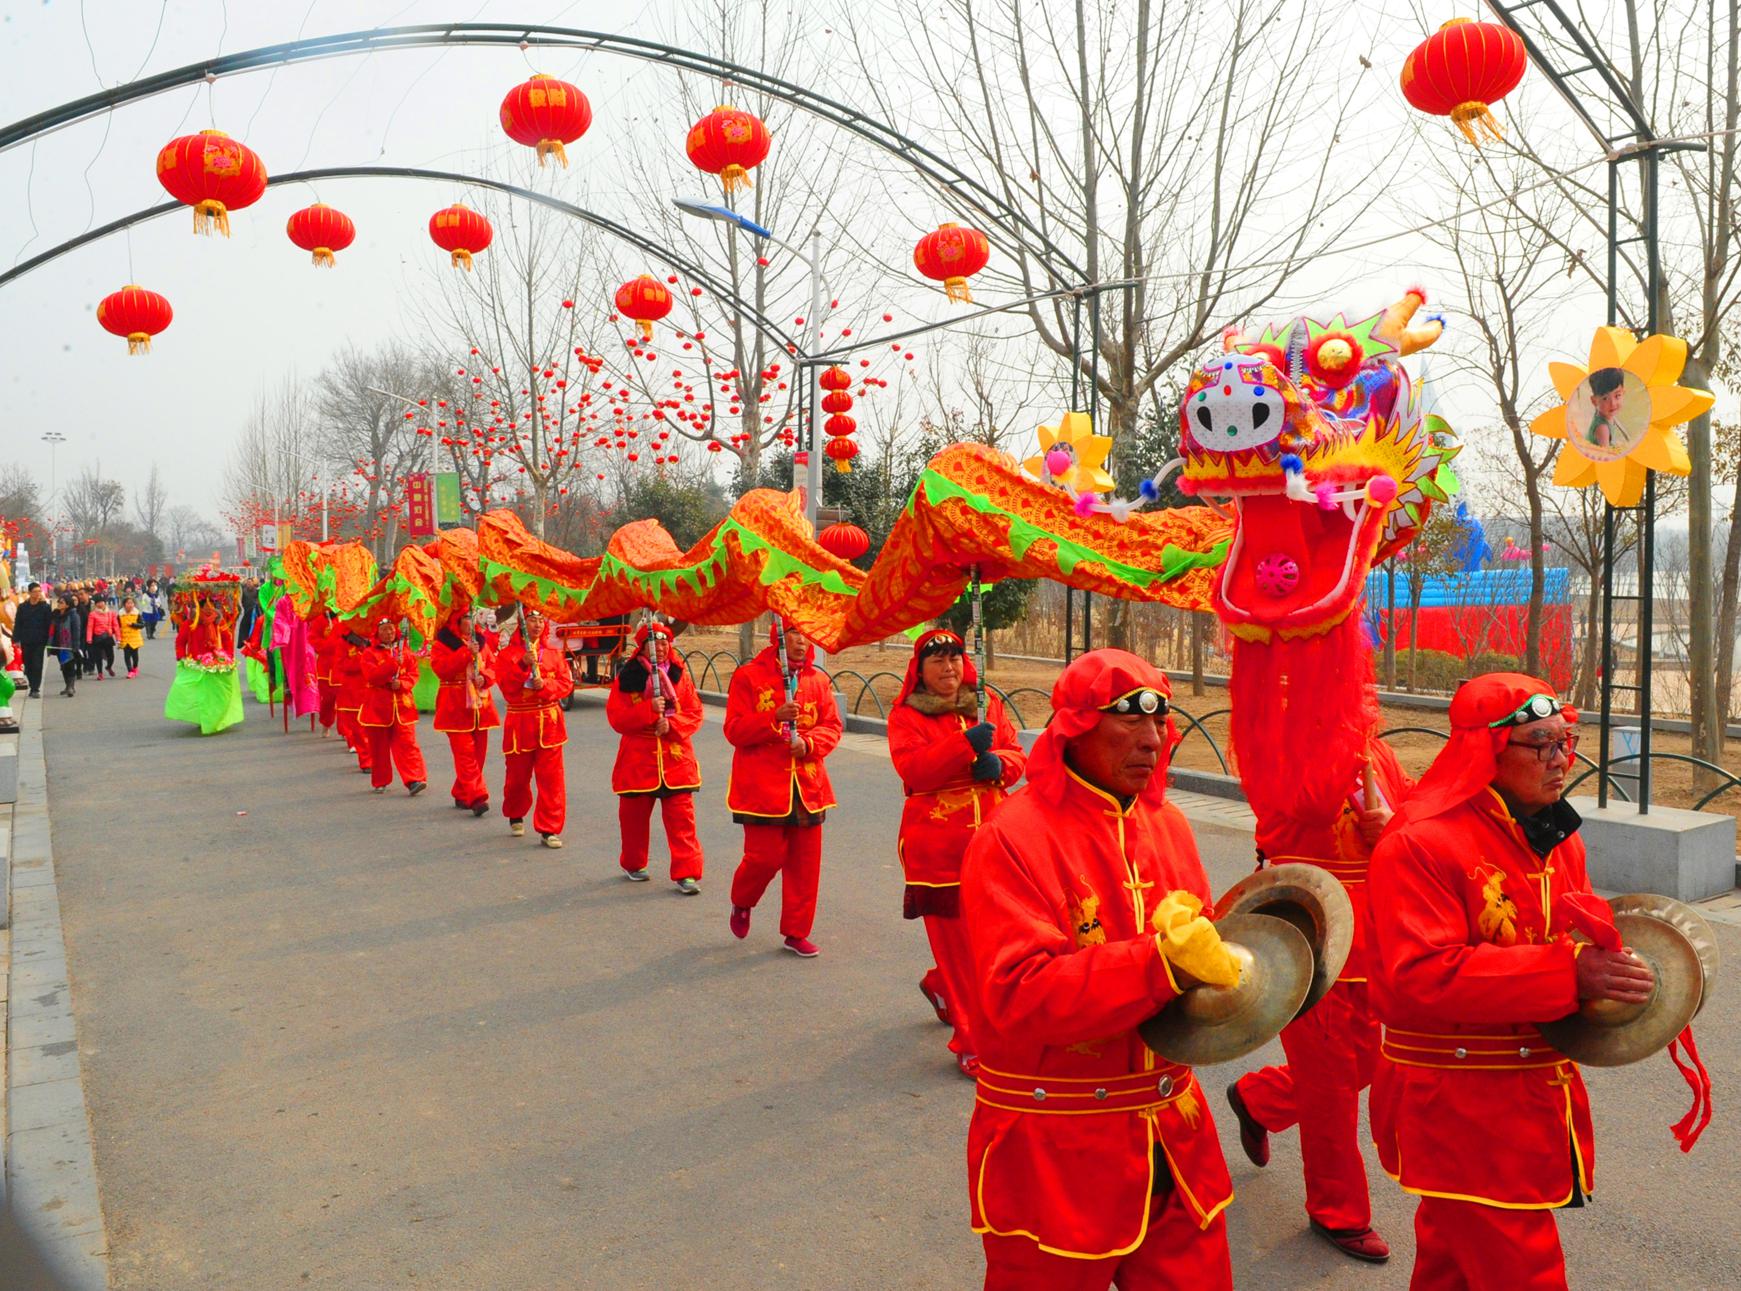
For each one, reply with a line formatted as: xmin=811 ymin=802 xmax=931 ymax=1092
xmin=332 ymin=629 xmax=373 ymax=774
xmin=960 ymin=649 xmax=1240 ymax=1291
xmin=310 ymin=609 xmax=340 ymax=738
xmin=1368 ymin=673 xmax=1654 ymax=1291
xmin=607 ymin=622 xmax=706 ymax=893
xmin=887 ymin=628 xmax=1025 ymax=1076
xmin=431 ymin=608 xmax=500 ymax=817
xmin=496 ymin=609 xmax=574 ymax=848
xmin=359 ymin=619 xmax=428 ymax=796
xmin=723 ymin=622 xmax=843 ymax=957
xmin=1224 ymin=737 xmax=1413 ymax=1262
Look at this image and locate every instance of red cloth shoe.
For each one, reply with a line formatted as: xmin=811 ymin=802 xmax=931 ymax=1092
xmin=1309 ymin=1220 xmax=1390 ymax=1263
xmin=956 ymin=1052 xmax=980 ymax=1079
xmin=782 ymin=936 xmax=820 ymax=958
xmin=1224 ymin=1082 xmax=1270 ymax=1168
xmin=729 ymin=906 xmax=751 ymax=940
xmin=919 ymin=974 xmax=949 ymax=1025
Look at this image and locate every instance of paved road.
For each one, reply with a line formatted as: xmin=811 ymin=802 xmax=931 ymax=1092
xmin=37 ymin=648 xmax=1741 ymax=1289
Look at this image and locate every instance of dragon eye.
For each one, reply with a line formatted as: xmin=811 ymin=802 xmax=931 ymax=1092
xmin=1251 ymin=403 xmax=1270 ymax=430
xmin=1194 ymin=405 xmax=1213 ymax=433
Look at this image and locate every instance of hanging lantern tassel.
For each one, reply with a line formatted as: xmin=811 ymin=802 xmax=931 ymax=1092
xmin=537 ymin=138 xmax=569 ymax=167
xmin=193 ymin=199 xmax=231 ymax=237
xmin=637 ymin=320 xmax=654 ymax=342
xmin=834 ymin=457 xmax=851 ymax=474
xmin=127 ymin=332 xmax=154 ymax=356
xmin=944 ymin=275 xmax=972 ymax=304
xmin=311 ymin=247 xmax=335 ymax=267
xmin=1451 ymin=101 xmax=1505 ymax=146
xmin=451 ymin=249 xmax=474 ymax=271
xmin=721 ymin=163 xmax=752 ymax=196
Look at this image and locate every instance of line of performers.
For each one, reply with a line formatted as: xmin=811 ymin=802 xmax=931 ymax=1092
xmin=300 ymin=604 xmax=1664 ymax=1290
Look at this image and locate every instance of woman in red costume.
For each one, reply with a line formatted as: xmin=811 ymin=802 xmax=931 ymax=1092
xmin=887 ymin=628 xmax=1025 ymax=1077
xmin=496 ymin=608 xmax=574 ymax=848
xmin=606 ymin=621 xmax=706 ymax=893
xmin=430 ymin=608 xmax=500 ymax=816
xmin=310 ymin=610 xmax=341 ymax=738
xmin=359 ymin=619 xmax=428 ymax=796
xmin=332 ymin=628 xmax=373 ymax=774
xmin=723 ymin=621 xmax=842 ymax=958
xmin=960 ymin=650 xmax=1238 ymax=1291
xmin=1368 ymin=673 xmax=1654 ymax=1291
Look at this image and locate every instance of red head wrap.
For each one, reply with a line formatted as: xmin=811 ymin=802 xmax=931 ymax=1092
xmin=635 ymin=621 xmax=675 ymax=650
xmin=1391 ymin=671 xmax=1577 ymax=829
xmin=895 ymin=628 xmax=979 ymax=707
xmin=768 ymin=619 xmax=816 ymax=669
xmin=1027 ymin=649 xmax=1179 ymax=808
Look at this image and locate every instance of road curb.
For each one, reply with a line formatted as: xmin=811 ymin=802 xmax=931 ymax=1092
xmin=3 ymin=697 xmax=110 ymax=1287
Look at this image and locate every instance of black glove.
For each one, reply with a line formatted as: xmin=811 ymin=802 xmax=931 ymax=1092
xmin=964 ymin=721 xmax=995 ymax=754
xmin=971 ymin=750 xmax=1004 ymax=783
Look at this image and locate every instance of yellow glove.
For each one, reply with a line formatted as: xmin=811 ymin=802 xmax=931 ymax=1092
xmin=1151 ymin=890 xmax=1240 ymax=989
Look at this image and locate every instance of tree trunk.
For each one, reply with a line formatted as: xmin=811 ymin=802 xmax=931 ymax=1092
xmin=1525 ymin=485 xmax=1545 ymax=677
xmin=530 ymin=480 xmax=549 ymax=540
xmin=1383 ymin=560 xmax=1398 ymax=689
xmin=1716 ymin=474 xmax=1741 ymax=730
xmin=1574 ymin=573 xmax=1601 ymax=710
xmin=986 ymin=627 xmax=998 ymax=669
xmin=1189 ymin=611 xmax=1204 ymax=697
xmin=1407 ymin=574 xmax=1423 ymax=692
xmin=1684 ymin=359 xmax=1720 ymax=760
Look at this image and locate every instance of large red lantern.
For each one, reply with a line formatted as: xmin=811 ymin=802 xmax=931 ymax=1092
xmin=821 ymin=390 xmax=855 ymax=415
xmin=913 ymin=223 xmax=991 ymax=303
xmin=96 ymin=285 xmax=173 ymax=355
xmin=824 ymin=436 xmax=860 ymax=473
xmin=819 ymin=366 xmax=852 ymax=392
xmin=285 ymin=203 xmax=355 ymax=266
xmin=429 ymin=205 xmax=493 ymax=270
xmin=614 ymin=275 xmax=674 ymax=341
xmin=1400 ymin=18 xmax=1528 ymax=145
xmin=155 ymin=129 xmax=268 ymax=236
xmin=817 ymin=522 xmax=870 ymax=561
xmin=824 ymin=414 xmax=857 ymax=438
xmin=685 ymin=107 xmax=771 ymax=196
xmin=499 ymin=74 xmax=593 ymax=167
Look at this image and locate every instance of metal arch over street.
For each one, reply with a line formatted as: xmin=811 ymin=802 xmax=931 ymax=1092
xmin=0 ymin=164 xmax=806 ymax=357
xmin=0 ymin=22 xmax=1087 ymax=287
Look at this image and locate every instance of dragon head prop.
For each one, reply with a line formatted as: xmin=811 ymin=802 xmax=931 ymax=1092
xmin=1178 ymin=288 xmax=1459 ymax=643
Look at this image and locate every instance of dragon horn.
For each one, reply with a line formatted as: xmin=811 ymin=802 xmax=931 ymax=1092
xmin=1374 ymin=286 xmax=1443 ymax=356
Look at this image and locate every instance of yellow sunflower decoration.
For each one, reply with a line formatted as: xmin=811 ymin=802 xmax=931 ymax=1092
xmin=1022 ymin=410 xmax=1116 ymax=494
xmin=1529 ymin=325 xmax=1713 ymax=507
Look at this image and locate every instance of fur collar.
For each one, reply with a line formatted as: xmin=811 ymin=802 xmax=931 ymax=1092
xmin=906 ymin=687 xmax=978 ymax=717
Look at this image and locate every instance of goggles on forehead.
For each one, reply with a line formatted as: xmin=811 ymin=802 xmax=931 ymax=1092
xmin=1489 ymin=694 xmax=1564 ymax=728
xmin=919 ymin=636 xmax=965 ymax=658
xmin=1103 ymin=687 xmax=1169 ymax=717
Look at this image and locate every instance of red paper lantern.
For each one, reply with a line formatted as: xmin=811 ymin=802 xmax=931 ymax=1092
xmin=285 ymin=203 xmax=355 ymax=267
xmin=824 ymin=414 xmax=857 ymax=438
xmin=822 ymin=391 xmax=855 ymax=415
xmin=429 ymin=205 xmax=493 ymax=270
xmin=614 ymin=275 xmax=674 ymax=341
xmin=1400 ymin=18 xmax=1527 ymax=145
xmin=155 ymin=129 xmax=268 ymax=236
xmin=819 ymin=366 xmax=852 ymax=392
xmin=499 ymin=74 xmax=593 ymax=167
xmin=824 ymin=436 xmax=860 ymax=473
xmin=913 ymin=223 xmax=991 ymax=303
xmin=685 ymin=106 xmax=771 ymax=196
xmin=96 ymin=285 xmax=172 ymax=355
xmin=817 ymin=522 xmax=870 ymax=561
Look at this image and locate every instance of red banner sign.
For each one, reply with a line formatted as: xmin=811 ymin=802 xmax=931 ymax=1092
xmin=406 ymin=472 xmax=436 ymax=538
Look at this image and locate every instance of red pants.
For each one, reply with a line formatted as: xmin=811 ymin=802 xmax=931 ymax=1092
xmin=981 ymin=1189 xmax=1232 ymax=1290
xmin=446 ymin=729 xmax=490 ymax=806
xmin=367 ymin=721 xmax=427 ymax=789
xmin=504 ymin=747 xmax=566 ymax=836
xmin=338 ymin=709 xmax=370 ymax=770
xmin=1234 ymin=980 xmax=1378 ymax=1229
xmin=1410 ymin=1196 xmax=1566 ymax=1290
xmin=730 ymin=823 xmax=823 ymax=938
xmin=618 ymin=793 xmax=704 ymax=880
xmin=317 ymin=682 xmax=337 ymax=731
xmin=921 ymin=911 xmax=978 ymax=1056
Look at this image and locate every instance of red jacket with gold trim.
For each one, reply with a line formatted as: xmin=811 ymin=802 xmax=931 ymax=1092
xmin=430 ymin=628 xmax=501 ymax=733
xmin=606 ymin=657 xmax=703 ymax=794
xmin=722 ymin=647 xmax=841 ymax=817
xmin=1366 ymin=788 xmax=1594 ymax=1208
xmin=333 ymin=636 xmax=369 ymax=714
xmin=358 ymin=643 xmax=420 ymax=727
xmin=959 ymin=771 xmax=1233 ymax=1260
xmin=495 ymin=638 xmax=573 ymax=753
xmin=887 ymin=692 xmax=1024 ymax=887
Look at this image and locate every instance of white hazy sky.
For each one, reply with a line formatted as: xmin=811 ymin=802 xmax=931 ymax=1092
xmin=0 ymin=0 xmax=1703 ymax=531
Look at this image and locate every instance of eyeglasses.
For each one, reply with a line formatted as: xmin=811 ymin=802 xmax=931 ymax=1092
xmin=1105 ymin=688 xmax=1169 ymax=717
xmin=1489 ymin=694 xmax=1563 ymax=729
xmin=1509 ymin=732 xmax=1578 ymax=765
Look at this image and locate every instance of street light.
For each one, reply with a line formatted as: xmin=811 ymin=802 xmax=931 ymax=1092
xmin=673 ymin=197 xmax=826 ymax=529
xmin=41 ymin=431 xmax=66 ymax=575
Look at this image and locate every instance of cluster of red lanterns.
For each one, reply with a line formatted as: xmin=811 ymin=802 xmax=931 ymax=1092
xmin=1400 ymin=17 xmax=1528 ymax=146
xmin=819 ymin=365 xmax=858 ymax=473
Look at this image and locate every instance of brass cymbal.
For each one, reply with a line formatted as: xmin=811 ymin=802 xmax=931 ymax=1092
xmin=1139 ymin=913 xmax=1314 ymax=1066
xmin=1214 ymin=863 xmax=1353 ymax=1015
xmin=1608 ymin=893 xmax=1720 ymax=1018
xmin=1538 ymin=912 xmax=1703 ymax=1067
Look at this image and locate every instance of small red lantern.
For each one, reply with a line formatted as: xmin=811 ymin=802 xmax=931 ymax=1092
xmin=96 ymin=285 xmax=172 ymax=355
xmin=685 ymin=106 xmax=771 ymax=196
xmin=913 ymin=223 xmax=991 ymax=303
xmin=824 ymin=414 xmax=857 ymax=438
xmin=499 ymin=74 xmax=593 ymax=167
xmin=819 ymin=366 xmax=852 ymax=392
xmin=818 ymin=522 xmax=870 ymax=561
xmin=1400 ymin=18 xmax=1528 ymax=146
xmin=824 ymin=436 xmax=860 ymax=473
xmin=614 ymin=275 xmax=674 ymax=341
xmin=430 ymin=204 xmax=493 ymax=270
xmin=285 ymin=203 xmax=355 ymax=267
xmin=822 ymin=390 xmax=854 ymax=415
xmin=155 ymin=129 xmax=268 ymax=236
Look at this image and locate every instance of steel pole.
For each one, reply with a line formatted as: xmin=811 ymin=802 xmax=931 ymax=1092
xmin=804 ymin=230 xmax=824 ymax=529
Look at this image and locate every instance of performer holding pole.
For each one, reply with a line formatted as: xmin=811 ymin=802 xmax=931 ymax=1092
xmin=496 ymin=607 xmax=574 ymax=848
xmin=431 ymin=607 xmax=500 ymax=817
xmin=724 ymin=619 xmax=842 ymax=957
xmin=359 ymin=618 xmax=428 ymax=796
xmin=607 ymin=621 xmax=705 ymax=893
xmin=332 ymin=626 xmax=373 ymax=775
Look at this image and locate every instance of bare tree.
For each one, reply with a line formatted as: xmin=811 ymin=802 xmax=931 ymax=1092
xmin=313 ymin=343 xmax=432 ymax=555
xmin=166 ymin=504 xmax=225 ymax=559
xmin=63 ymin=465 xmax=125 ymax=536
xmin=222 ymin=376 xmax=322 ymax=550
xmin=131 ymin=461 xmax=168 ymax=543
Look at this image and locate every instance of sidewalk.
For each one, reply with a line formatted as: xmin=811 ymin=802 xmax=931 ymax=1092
xmin=3 ymin=694 xmax=109 ymax=1288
